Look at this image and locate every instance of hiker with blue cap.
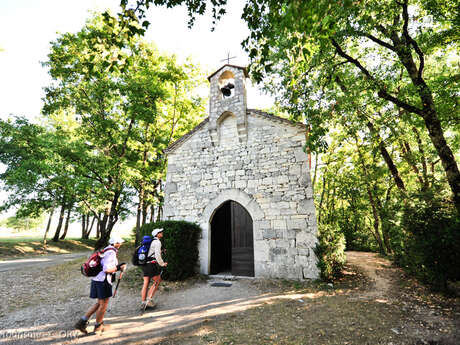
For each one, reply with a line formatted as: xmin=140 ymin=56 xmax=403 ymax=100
xmin=141 ymin=228 xmax=167 ymax=310
xmin=75 ymin=236 xmax=126 ymax=334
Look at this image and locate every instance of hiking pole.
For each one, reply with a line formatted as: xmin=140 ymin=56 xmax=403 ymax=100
xmin=142 ymin=270 xmax=163 ymax=313
xmin=113 ymin=264 xmax=127 ymax=298
xmin=108 ymin=264 xmax=127 ymax=312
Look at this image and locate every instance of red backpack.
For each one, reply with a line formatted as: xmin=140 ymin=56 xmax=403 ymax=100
xmin=80 ymin=248 xmax=116 ymax=277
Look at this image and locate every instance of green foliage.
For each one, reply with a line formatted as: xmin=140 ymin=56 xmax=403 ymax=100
xmin=314 ymin=224 xmax=346 ymax=282
xmin=121 ymin=0 xmax=460 ymax=289
xmin=138 ymin=220 xmax=201 ymax=281
xmin=39 ymin=13 xmax=206 ymax=247
xmin=0 ymin=214 xmax=45 ymax=232
xmin=0 ymin=117 xmax=74 ymax=217
xmin=241 ymin=0 xmax=460 ymax=210
xmin=395 ymin=193 xmax=460 ymax=291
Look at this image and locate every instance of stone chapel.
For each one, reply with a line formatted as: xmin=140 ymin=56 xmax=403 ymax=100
xmin=163 ymin=64 xmax=319 ymax=280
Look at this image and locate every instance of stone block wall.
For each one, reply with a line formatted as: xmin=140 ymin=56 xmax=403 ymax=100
xmin=164 ymin=110 xmax=319 ymax=280
xmin=208 ymin=66 xmax=248 ymax=145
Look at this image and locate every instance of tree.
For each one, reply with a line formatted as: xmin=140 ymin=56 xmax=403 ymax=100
xmin=42 ymin=14 xmax=206 ymax=248
xmin=0 ymin=213 xmax=45 ymax=232
xmin=241 ymin=0 xmax=460 ymax=212
xmin=0 ymin=117 xmax=76 ymax=235
xmin=120 ymin=0 xmax=459 ymax=213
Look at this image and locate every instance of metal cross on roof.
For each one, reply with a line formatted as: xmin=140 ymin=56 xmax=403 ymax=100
xmin=221 ymin=52 xmax=236 ymax=64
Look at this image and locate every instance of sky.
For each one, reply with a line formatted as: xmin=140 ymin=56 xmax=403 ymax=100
xmin=0 ymin=0 xmax=273 ymax=122
xmin=0 ymin=0 xmax=273 ymax=232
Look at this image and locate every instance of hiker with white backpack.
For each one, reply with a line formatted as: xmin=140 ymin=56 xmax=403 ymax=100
xmin=75 ymin=236 xmax=126 ymax=334
xmin=140 ymin=228 xmax=167 ymax=310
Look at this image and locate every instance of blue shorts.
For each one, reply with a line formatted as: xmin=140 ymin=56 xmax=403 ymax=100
xmin=90 ymin=279 xmax=112 ymax=299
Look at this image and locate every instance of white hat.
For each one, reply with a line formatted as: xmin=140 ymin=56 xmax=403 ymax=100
xmin=109 ymin=236 xmax=125 ymax=244
xmin=152 ymin=228 xmax=164 ymax=237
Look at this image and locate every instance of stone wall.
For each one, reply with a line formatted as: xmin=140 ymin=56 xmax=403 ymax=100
xmin=208 ymin=66 xmax=248 ymax=145
xmin=164 ymin=110 xmax=319 ymax=280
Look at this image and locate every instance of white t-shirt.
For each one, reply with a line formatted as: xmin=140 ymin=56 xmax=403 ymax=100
xmin=92 ymin=245 xmax=118 ymax=285
xmin=147 ymin=238 xmax=165 ymax=266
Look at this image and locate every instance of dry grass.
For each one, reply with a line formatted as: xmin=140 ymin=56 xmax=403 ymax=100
xmin=2 ymin=245 xmax=458 ymax=345
xmin=152 ymin=264 xmax=460 ymax=345
xmin=0 ymin=238 xmax=96 ymax=259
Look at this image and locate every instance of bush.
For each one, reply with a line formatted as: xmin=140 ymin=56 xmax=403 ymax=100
xmin=314 ymin=223 xmax=346 ymax=282
xmin=138 ymin=220 xmax=201 ymax=281
xmin=397 ymin=196 xmax=460 ymax=291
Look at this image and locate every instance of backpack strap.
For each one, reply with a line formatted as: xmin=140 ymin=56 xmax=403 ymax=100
xmin=103 ymin=247 xmax=117 ymax=253
xmin=102 ymin=247 xmax=117 ymax=255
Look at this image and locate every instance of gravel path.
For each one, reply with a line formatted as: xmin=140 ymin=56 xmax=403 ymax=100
xmin=0 ymin=264 xmax=269 ymax=345
xmin=1 ymin=252 xmax=458 ymax=345
xmin=0 ymin=252 xmax=90 ymax=273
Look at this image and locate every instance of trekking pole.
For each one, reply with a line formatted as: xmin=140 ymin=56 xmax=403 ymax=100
xmin=142 ymin=270 xmax=163 ymax=313
xmin=108 ymin=264 xmax=127 ymax=312
xmin=113 ymin=264 xmax=127 ymax=298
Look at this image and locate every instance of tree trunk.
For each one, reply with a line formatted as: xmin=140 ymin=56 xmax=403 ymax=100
xmin=312 ymin=154 xmax=319 ymax=190
xmin=81 ymin=214 xmax=93 ymax=239
xmin=150 ymin=204 xmax=155 ymax=223
xmin=136 ymin=183 xmax=145 ymax=246
xmin=156 ymin=205 xmax=162 ymax=222
xmin=142 ymin=204 xmax=148 ymax=226
xmin=96 ymin=213 xmax=101 ymax=238
xmin=95 ymin=190 xmax=121 ymax=250
xmin=387 ymin=4 xmax=460 ymax=211
xmin=81 ymin=214 xmax=87 ymax=239
xmin=43 ymin=208 xmax=54 ymax=250
xmin=85 ymin=215 xmax=96 ymax=238
xmin=335 ymin=76 xmax=406 ymax=193
xmin=367 ymin=121 xmax=406 ymax=192
xmin=354 ymin=136 xmax=386 ymax=254
xmin=156 ymin=181 xmax=163 ymax=222
xmin=318 ymin=172 xmax=327 ymax=225
xmin=136 ymin=147 xmax=149 ymax=244
xmin=412 ymin=126 xmax=429 ymax=190
xmin=60 ymin=203 xmax=72 ymax=240
xmin=400 ymin=139 xmax=426 ymax=190
xmin=331 ymin=5 xmax=460 ymax=212
xmin=52 ymin=203 xmax=66 ymax=242
xmin=96 ymin=212 xmax=109 ymax=250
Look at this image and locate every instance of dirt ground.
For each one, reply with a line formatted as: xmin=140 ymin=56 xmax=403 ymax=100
xmin=0 ymin=251 xmax=459 ymax=345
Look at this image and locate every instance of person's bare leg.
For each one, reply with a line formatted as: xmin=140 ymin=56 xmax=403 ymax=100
xmin=141 ymin=276 xmax=151 ymax=302
xmin=95 ymin=298 xmax=109 ymax=324
xmin=84 ymin=302 xmax=100 ymax=319
xmin=147 ymin=275 xmax=161 ymax=301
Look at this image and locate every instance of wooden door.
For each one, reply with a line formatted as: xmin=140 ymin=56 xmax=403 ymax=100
xmin=230 ymin=201 xmax=254 ymax=277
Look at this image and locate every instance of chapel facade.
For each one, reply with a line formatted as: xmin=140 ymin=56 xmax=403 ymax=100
xmin=163 ymin=65 xmax=319 ymax=280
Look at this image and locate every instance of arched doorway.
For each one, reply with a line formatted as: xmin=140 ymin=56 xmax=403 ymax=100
xmin=210 ymin=200 xmax=254 ymax=277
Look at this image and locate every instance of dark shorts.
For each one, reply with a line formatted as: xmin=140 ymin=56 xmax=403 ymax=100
xmin=90 ymin=279 xmax=112 ymax=299
xmin=142 ymin=262 xmax=161 ymax=277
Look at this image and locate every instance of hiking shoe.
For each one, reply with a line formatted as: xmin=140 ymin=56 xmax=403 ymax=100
xmin=141 ymin=301 xmax=156 ymax=310
xmin=93 ymin=322 xmax=105 ymax=334
xmin=74 ymin=318 xmax=88 ymax=334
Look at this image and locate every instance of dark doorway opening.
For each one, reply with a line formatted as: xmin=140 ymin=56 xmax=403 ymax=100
xmin=210 ymin=201 xmax=231 ymax=274
xmin=210 ymin=200 xmax=254 ymax=277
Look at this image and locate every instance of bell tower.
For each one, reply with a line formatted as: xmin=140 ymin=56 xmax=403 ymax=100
xmin=207 ymin=65 xmax=248 ymax=145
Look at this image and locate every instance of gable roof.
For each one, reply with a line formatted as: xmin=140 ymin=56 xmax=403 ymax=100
xmin=248 ymin=109 xmax=306 ymax=129
xmin=207 ymin=64 xmax=249 ymax=81
xmin=164 ymin=117 xmax=209 ymax=154
xmin=164 ymin=109 xmax=306 ymax=154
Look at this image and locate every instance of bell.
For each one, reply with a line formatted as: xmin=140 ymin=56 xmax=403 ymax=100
xmin=220 ymin=82 xmax=235 ymax=97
